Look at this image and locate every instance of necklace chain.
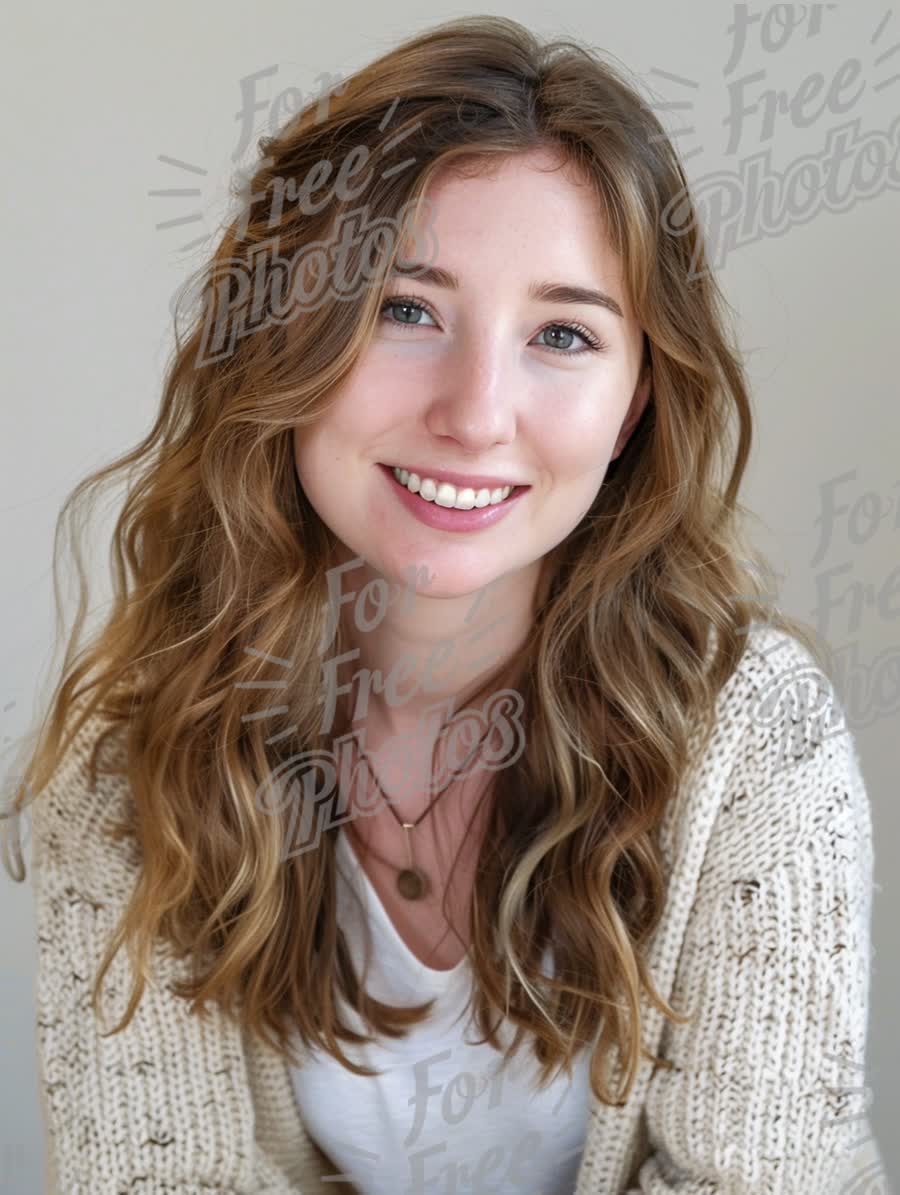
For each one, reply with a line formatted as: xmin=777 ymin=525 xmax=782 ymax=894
xmin=348 ymin=719 xmax=494 ymax=901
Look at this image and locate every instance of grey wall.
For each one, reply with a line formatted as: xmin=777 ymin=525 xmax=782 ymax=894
xmin=1 ymin=2 xmax=897 ymax=1191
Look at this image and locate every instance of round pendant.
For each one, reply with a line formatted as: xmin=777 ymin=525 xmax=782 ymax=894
xmin=397 ymin=867 xmax=429 ymax=900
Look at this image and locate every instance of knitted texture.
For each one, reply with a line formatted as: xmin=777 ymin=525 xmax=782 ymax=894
xmin=29 ymin=624 xmax=879 ymax=1194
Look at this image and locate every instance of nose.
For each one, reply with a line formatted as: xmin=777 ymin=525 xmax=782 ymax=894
xmin=423 ymin=333 xmax=517 ymax=452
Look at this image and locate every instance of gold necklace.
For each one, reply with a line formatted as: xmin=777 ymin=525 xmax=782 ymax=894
xmin=348 ymin=722 xmax=494 ymax=901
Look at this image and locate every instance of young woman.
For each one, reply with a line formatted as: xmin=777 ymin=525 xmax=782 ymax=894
xmin=2 ymin=15 xmax=879 ymax=1195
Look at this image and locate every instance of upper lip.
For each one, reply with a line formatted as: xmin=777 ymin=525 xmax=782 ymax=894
xmin=384 ymin=463 xmax=529 ymax=490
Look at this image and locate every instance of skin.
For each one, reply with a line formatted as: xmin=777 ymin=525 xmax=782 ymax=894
xmin=293 ymin=146 xmax=651 ymax=794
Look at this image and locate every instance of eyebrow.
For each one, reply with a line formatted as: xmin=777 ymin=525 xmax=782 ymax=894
xmin=390 ymin=262 xmax=624 ymax=319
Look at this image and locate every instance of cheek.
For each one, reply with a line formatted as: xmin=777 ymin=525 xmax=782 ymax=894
xmin=292 ymin=426 xmax=304 ymax=478
xmin=292 ymin=426 xmax=339 ymax=507
xmin=292 ymin=399 xmax=357 ymax=477
xmin=292 ymin=425 xmax=318 ymax=486
xmin=537 ymin=406 xmax=621 ymax=489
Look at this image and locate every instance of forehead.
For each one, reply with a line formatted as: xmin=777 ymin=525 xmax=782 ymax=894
xmin=426 ymin=147 xmax=605 ymax=233
xmin=398 ymin=148 xmax=630 ymax=318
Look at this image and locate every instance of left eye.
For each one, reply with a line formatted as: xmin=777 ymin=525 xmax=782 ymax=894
xmin=533 ymin=324 xmax=602 ymax=355
xmin=378 ymin=297 xmax=606 ymax=356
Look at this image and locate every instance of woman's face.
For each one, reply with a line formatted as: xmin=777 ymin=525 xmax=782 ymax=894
xmin=293 ymin=146 xmax=651 ymax=599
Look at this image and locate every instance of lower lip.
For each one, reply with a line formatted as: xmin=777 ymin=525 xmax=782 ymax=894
xmin=378 ymin=464 xmax=529 ymax=532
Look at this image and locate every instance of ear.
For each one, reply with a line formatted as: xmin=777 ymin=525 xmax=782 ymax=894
xmin=611 ymin=361 xmax=652 ymax=461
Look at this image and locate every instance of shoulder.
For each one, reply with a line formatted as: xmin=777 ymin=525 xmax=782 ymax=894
xmin=661 ymin=622 xmax=872 ymax=876
xmin=692 ymin=622 xmax=872 ymax=880
xmin=29 ymin=702 xmax=139 ymax=903
xmin=695 ymin=621 xmax=857 ymax=785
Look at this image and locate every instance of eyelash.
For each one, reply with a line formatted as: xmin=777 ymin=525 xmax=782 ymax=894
xmin=378 ymin=294 xmax=607 ymax=356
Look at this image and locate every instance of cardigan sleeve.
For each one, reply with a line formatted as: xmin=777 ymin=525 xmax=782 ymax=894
xmin=623 ymin=715 xmax=878 ymax=1192
xmin=30 ymin=712 xmax=305 ymax=1195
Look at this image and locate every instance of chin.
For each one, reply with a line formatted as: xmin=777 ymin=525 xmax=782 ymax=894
xmin=358 ymin=542 xmax=509 ymax=602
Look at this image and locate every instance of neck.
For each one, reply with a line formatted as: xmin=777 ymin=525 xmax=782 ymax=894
xmin=329 ymin=551 xmax=542 ymax=742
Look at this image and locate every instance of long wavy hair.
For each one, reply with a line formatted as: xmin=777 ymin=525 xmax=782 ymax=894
xmin=2 ymin=14 xmax=826 ymax=1108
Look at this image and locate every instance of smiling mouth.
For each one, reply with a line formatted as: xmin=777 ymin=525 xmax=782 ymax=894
xmin=385 ymin=465 xmax=522 ymax=509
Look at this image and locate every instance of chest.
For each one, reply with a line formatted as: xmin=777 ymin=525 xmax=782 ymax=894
xmin=289 ymin=1006 xmax=594 ymax=1194
xmin=340 ymin=802 xmax=488 ymax=971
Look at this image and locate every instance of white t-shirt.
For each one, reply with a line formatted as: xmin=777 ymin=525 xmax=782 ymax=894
xmin=289 ymin=826 xmax=594 ymax=1195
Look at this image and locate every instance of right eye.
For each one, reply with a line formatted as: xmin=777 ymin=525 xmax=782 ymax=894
xmin=379 ymin=296 xmax=439 ymax=328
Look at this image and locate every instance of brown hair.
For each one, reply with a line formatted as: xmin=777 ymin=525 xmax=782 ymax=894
xmin=3 ymin=14 xmax=825 ymax=1108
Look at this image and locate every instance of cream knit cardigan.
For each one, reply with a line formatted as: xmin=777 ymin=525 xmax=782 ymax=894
xmin=29 ymin=625 xmax=884 ymax=1194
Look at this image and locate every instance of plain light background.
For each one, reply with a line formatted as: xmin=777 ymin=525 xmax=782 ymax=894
xmin=2 ymin=2 xmax=897 ymax=1191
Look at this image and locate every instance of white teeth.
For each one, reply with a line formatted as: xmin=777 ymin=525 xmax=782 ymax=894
xmin=392 ymin=467 xmax=512 ymax=508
